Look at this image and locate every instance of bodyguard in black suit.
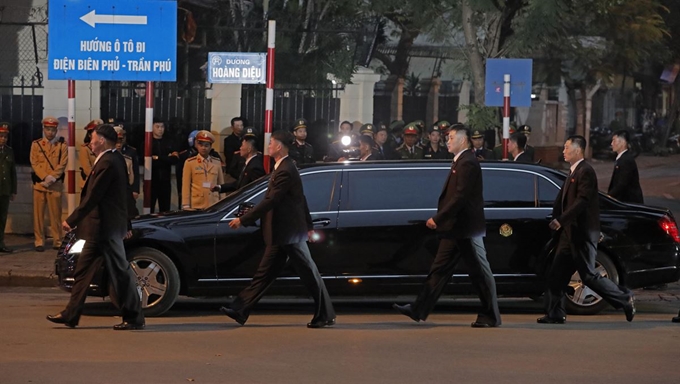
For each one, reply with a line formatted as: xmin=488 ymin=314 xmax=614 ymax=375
xmin=393 ymin=126 xmax=501 ymax=328
xmin=213 ymin=136 xmax=265 ymax=193
xmin=47 ymin=124 xmax=144 ymax=330
xmin=509 ymin=132 xmax=532 ymax=163
xmin=539 ymin=135 xmax=635 ymax=324
xmin=608 ymin=130 xmax=644 ymax=204
xmin=220 ymin=130 xmax=335 ymax=328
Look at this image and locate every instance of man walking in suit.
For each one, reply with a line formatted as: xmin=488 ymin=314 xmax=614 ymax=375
xmin=608 ymin=130 xmax=644 ymax=204
xmin=46 ymin=124 xmax=144 ymax=330
xmin=220 ymin=130 xmax=335 ymax=328
xmin=393 ymin=125 xmax=501 ymax=328
xmin=539 ymin=135 xmax=635 ymax=324
xmin=212 ymin=133 xmax=265 ymax=193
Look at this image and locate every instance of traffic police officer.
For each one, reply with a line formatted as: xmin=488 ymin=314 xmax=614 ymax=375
xmin=396 ymin=123 xmax=424 ymax=159
xmin=0 ymin=122 xmax=17 ymax=253
xmin=78 ymin=119 xmax=102 ymax=189
xmin=518 ymin=124 xmax=535 ymax=162
xmin=182 ymin=130 xmax=225 ymax=210
xmin=291 ymin=118 xmax=315 ymax=165
xmin=30 ymin=116 xmax=68 ymax=251
xmin=423 ymin=123 xmax=449 ymax=159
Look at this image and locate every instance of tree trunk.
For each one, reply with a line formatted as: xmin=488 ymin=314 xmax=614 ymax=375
xmin=461 ymin=1 xmax=486 ymax=104
xmin=298 ymin=0 xmax=314 ymax=54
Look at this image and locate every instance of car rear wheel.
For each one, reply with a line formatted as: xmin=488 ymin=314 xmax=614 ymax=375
xmin=565 ymin=252 xmax=619 ymax=315
xmin=128 ymin=248 xmax=180 ymax=317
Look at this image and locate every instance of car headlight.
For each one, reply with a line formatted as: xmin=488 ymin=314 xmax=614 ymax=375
xmin=69 ymin=239 xmax=86 ymax=254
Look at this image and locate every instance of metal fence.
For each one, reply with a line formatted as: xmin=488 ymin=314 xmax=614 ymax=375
xmin=0 ymin=79 xmax=44 ymax=165
xmin=100 ymin=81 xmax=212 ymax=153
xmin=0 ymin=22 xmax=47 ymax=87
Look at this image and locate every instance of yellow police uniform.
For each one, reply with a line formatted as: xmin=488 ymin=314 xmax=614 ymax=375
xmin=182 ymin=131 xmax=225 ymax=209
xmin=30 ymin=117 xmax=68 ymax=249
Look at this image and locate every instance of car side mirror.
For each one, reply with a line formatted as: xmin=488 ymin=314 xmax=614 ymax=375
xmin=236 ymin=202 xmax=255 ymax=217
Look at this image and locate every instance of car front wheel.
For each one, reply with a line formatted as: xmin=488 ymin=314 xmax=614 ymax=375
xmin=128 ymin=247 xmax=180 ymax=317
xmin=565 ymin=252 xmax=619 ymax=315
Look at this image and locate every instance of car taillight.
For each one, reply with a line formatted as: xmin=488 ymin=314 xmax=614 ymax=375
xmin=659 ymin=216 xmax=680 ymax=243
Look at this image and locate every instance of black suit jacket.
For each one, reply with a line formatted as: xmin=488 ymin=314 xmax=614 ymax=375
xmin=66 ymin=150 xmax=129 ymax=241
xmin=433 ymin=150 xmax=486 ymax=239
xmin=240 ymin=156 xmax=313 ymax=246
xmin=607 ymin=151 xmax=644 ymax=204
xmin=219 ymin=153 xmax=266 ymax=192
xmin=473 ymin=147 xmax=494 ymax=160
xmin=514 ymin=152 xmax=532 ymax=163
xmin=553 ymin=160 xmax=600 ymax=245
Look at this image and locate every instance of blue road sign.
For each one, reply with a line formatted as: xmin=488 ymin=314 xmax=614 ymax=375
xmin=48 ymin=0 xmax=177 ymax=81
xmin=207 ymin=53 xmax=267 ymax=84
xmin=485 ymin=59 xmax=533 ymax=107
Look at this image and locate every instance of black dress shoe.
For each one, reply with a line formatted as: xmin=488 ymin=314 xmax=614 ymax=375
xmin=624 ymin=296 xmax=636 ymax=322
xmin=471 ymin=321 xmax=498 ymax=328
xmin=536 ymin=315 xmax=566 ymax=324
xmin=307 ymin=318 xmax=336 ymax=328
xmin=392 ymin=303 xmax=420 ymax=322
xmin=46 ymin=314 xmax=77 ymax=328
xmin=672 ymin=315 xmax=680 ymax=323
xmin=0 ymin=246 xmax=12 ymax=253
xmin=113 ymin=321 xmax=145 ymax=330
xmin=219 ymin=306 xmax=247 ymax=326
xmin=35 ymin=246 xmax=44 ymax=252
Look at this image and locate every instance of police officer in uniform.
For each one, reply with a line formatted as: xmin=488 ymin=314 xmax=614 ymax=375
xmin=182 ymin=130 xmax=225 ymax=210
xmin=423 ymin=123 xmax=449 ymax=159
xmin=30 ymin=116 xmax=68 ymax=251
xmin=373 ymin=122 xmax=395 ymax=160
xmin=518 ymin=124 xmax=535 ymax=162
xmin=78 ymin=119 xmax=102 ymax=189
xmin=114 ymin=126 xmax=139 ymax=218
xmin=396 ymin=122 xmax=424 ymax=159
xmin=471 ymin=129 xmax=494 ymax=160
xmin=0 ymin=122 xmax=17 ymax=253
xmin=291 ymin=118 xmax=315 ymax=165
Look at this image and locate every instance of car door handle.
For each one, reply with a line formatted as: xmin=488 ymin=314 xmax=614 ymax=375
xmin=545 ymin=215 xmax=553 ymax=220
xmin=313 ymin=219 xmax=331 ymax=228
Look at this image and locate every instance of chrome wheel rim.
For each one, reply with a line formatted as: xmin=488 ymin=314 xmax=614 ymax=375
xmin=567 ymin=262 xmax=608 ymax=307
xmin=130 ymin=258 xmax=168 ymax=309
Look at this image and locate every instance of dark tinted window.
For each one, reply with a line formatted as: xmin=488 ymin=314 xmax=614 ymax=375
xmin=301 ymin=171 xmax=338 ymax=212
xmin=483 ymin=170 xmax=535 ymax=207
xmin=345 ymin=169 xmax=447 ymax=210
xmin=538 ymin=177 xmax=559 ymax=207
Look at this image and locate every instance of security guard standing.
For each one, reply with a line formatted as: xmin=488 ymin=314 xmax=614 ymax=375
xmin=471 ymin=129 xmax=494 ymax=160
xmin=114 ymin=126 xmax=139 ymax=218
xmin=182 ymin=130 xmax=224 ymax=210
xmin=30 ymin=116 xmax=68 ymax=251
xmin=291 ymin=118 xmax=315 ymax=165
xmin=0 ymin=122 xmax=17 ymax=253
xmin=518 ymin=124 xmax=535 ymax=162
xmin=423 ymin=123 xmax=449 ymax=159
xmin=395 ymin=122 xmax=424 ymax=159
xmin=373 ymin=122 xmax=395 ymax=160
xmin=77 ymin=119 xmax=101 ymax=189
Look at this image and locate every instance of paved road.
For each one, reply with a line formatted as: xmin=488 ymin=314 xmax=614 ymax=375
xmin=1 ymin=287 xmax=678 ymax=384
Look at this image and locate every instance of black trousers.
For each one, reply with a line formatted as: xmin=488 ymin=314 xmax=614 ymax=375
xmin=0 ymin=195 xmax=9 ymax=247
xmin=61 ymin=237 xmax=144 ymax=325
xmin=229 ymin=241 xmax=335 ymax=321
xmin=150 ymin=179 xmax=171 ymax=213
xmin=412 ymin=237 xmax=501 ymax=325
xmin=544 ymin=233 xmax=631 ymax=319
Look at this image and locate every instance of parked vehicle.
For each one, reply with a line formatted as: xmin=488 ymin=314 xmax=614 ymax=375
xmin=55 ymin=161 xmax=680 ymax=317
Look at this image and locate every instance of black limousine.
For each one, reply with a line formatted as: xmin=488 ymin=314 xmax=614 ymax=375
xmin=55 ymin=160 xmax=680 ymax=316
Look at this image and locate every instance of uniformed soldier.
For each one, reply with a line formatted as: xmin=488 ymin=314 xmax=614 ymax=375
xmin=395 ymin=123 xmax=424 ymax=159
xmin=77 ymin=119 xmax=102 ymax=189
xmin=423 ymin=123 xmax=449 ymax=159
xmin=291 ymin=118 xmax=315 ymax=165
xmin=493 ymin=125 xmax=516 ymax=160
xmin=518 ymin=124 xmax=536 ymax=162
xmin=182 ymin=130 xmax=225 ymax=210
xmin=0 ymin=122 xmax=17 ymax=253
xmin=30 ymin=116 xmax=68 ymax=251
xmin=372 ymin=122 xmax=395 ymax=160
xmin=471 ymin=129 xmax=494 ymax=160
xmin=114 ymin=126 xmax=139 ymax=219
xmin=434 ymin=120 xmax=451 ymax=140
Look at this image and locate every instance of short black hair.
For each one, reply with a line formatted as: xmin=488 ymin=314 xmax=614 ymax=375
xmin=271 ymin=130 xmax=295 ymax=150
xmin=340 ymin=120 xmax=353 ymax=129
xmin=95 ymin=124 xmax=118 ymax=143
xmin=613 ymin=130 xmax=630 ymax=143
xmin=152 ymin=118 xmax=164 ymax=125
xmin=510 ymin=132 xmax=527 ymax=150
xmin=358 ymin=135 xmax=374 ymax=147
xmin=231 ymin=117 xmax=243 ymax=126
xmin=567 ymin=135 xmax=587 ymax=151
xmin=450 ymin=125 xmax=470 ymax=142
xmin=242 ymin=136 xmax=258 ymax=149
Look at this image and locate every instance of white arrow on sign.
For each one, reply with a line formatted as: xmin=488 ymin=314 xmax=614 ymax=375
xmin=80 ymin=10 xmax=148 ymax=28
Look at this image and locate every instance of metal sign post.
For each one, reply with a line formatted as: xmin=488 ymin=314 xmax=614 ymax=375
xmin=264 ymin=20 xmax=276 ymax=173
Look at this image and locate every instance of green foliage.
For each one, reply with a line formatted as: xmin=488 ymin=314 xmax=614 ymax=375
xmin=458 ymin=104 xmax=499 ymax=130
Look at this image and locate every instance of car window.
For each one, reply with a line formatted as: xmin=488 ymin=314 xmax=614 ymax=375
xmin=345 ymin=169 xmax=446 ymax=210
xmin=483 ymin=170 xmax=535 ymax=208
xmin=538 ymin=176 xmax=559 ymax=207
xmin=301 ymin=171 xmax=338 ymax=212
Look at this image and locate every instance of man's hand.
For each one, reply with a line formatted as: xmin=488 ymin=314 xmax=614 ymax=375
xmin=45 ymin=175 xmax=57 ymax=184
xmin=132 ymin=192 xmax=139 ymax=200
xmin=170 ymin=151 xmax=179 ymax=157
xmin=229 ymin=218 xmax=242 ymax=229
xmin=62 ymin=220 xmax=72 ymax=232
xmin=549 ymin=219 xmax=561 ymax=231
xmin=124 ymin=230 xmax=133 ymax=240
xmin=426 ymin=218 xmax=437 ymax=230
xmin=210 ymin=185 xmax=221 ymax=192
